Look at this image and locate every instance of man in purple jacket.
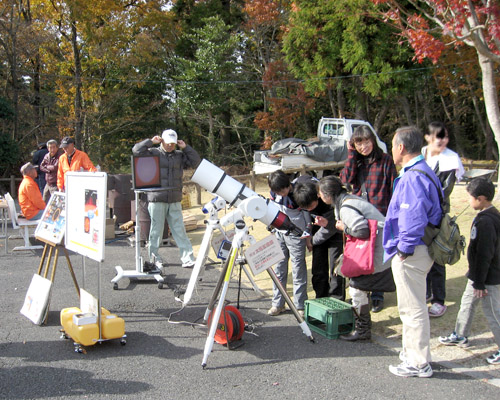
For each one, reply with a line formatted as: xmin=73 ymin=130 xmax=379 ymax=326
xmin=383 ymin=126 xmax=443 ymax=378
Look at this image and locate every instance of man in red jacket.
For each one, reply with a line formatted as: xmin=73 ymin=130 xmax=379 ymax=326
xmin=19 ymin=162 xmax=46 ymax=220
xmin=57 ymin=136 xmax=96 ymax=191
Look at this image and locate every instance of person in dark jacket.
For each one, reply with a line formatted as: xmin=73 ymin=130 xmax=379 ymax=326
xmin=439 ymin=178 xmax=500 ymax=365
xmin=132 ymin=129 xmax=201 ymax=267
xmin=293 ymin=176 xmax=345 ymax=300
xmin=422 ymin=121 xmax=465 ymax=317
xmin=40 ymin=139 xmax=64 ymax=202
xmin=32 ymin=142 xmax=48 ymax=194
xmin=340 ymin=125 xmax=397 ymax=312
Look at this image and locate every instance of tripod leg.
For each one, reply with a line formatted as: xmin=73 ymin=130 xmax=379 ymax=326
xmin=184 ymin=224 xmax=215 ymax=306
xmin=266 ymin=267 xmax=314 ymax=342
xmin=37 ymin=244 xmax=49 ymax=275
xmin=203 ymin=254 xmax=231 ymax=323
xmin=202 ymin=248 xmax=238 ymax=368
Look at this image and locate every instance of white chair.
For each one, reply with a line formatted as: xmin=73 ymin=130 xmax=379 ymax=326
xmin=4 ymin=192 xmax=43 ymax=252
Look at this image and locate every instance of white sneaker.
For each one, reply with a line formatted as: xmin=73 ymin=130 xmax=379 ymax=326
xmin=389 ymin=361 xmax=433 ymax=378
xmin=182 ymin=260 xmax=195 ymax=268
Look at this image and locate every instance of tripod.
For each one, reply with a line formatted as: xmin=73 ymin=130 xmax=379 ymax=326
xmin=201 ymin=213 xmax=314 ymax=369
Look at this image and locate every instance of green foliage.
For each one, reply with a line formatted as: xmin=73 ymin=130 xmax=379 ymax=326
xmin=0 ymin=133 xmax=20 ymax=176
xmin=0 ymin=97 xmax=14 ymax=120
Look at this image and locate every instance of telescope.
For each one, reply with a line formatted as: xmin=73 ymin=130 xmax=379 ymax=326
xmin=191 ymin=159 xmax=306 ymax=237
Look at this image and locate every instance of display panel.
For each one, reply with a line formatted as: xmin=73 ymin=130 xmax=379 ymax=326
xmin=131 ymin=155 xmax=161 ymax=189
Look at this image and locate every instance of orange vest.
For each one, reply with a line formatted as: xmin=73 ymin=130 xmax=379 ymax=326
xmin=19 ymin=175 xmax=46 ymax=219
xmin=57 ymin=149 xmax=97 ymax=190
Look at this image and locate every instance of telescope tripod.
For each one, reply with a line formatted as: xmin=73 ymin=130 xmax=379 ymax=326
xmin=183 ymin=202 xmax=264 ymax=306
xmin=201 ymin=219 xmax=314 ymax=369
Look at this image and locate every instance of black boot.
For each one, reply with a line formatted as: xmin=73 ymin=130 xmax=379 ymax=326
xmin=340 ymin=304 xmax=372 ymax=341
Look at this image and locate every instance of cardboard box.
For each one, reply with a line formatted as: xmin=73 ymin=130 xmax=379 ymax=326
xmin=105 ymin=217 xmax=116 ymax=239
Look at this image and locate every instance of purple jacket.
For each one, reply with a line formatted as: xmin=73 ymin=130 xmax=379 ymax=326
xmin=383 ymin=156 xmax=442 ymax=261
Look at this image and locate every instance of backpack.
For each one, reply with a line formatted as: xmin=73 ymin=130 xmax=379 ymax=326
xmin=413 ymin=169 xmax=466 ymax=265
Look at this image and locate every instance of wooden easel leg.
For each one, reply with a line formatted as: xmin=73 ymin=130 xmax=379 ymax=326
xmin=37 ymin=244 xmax=49 ymax=275
xmin=63 ymin=247 xmax=80 ymax=298
xmin=50 ymin=247 xmax=59 ymax=282
xmin=43 ymin=246 xmax=54 ymax=279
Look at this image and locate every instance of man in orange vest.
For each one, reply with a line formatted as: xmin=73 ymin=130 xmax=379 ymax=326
xmin=19 ymin=162 xmax=46 ymax=220
xmin=57 ymin=136 xmax=97 ymax=191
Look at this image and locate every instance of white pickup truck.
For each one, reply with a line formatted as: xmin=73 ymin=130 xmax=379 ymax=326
xmin=253 ymin=118 xmax=387 ymax=175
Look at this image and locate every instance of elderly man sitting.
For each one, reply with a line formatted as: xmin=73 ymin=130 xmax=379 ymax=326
xmin=19 ymin=162 xmax=46 ymax=220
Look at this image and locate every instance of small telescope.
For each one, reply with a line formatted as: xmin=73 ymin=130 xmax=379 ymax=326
xmin=191 ymin=159 xmax=305 ymax=237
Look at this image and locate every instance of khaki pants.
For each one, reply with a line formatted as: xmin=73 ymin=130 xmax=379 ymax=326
xmin=391 ymin=245 xmax=433 ymax=368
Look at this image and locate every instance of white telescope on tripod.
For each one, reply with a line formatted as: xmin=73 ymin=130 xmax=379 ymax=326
xmin=191 ymin=159 xmax=305 ymax=237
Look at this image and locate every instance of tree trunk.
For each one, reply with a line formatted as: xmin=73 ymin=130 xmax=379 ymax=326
xmin=71 ymin=21 xmax=83 ymax=149
xmin=207 ymin=110 xmax=215 ymax=160
xmin=477 ymin=53 xmax=500 ymax=197
xmin=336 ymin=83 xmax=345 ymax=118
xmin=399 ymin=95 xmax=413 ymax=125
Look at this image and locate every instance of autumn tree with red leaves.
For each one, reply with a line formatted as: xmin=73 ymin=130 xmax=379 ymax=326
xmin=371 ymin=0 xmax=500 ymax=167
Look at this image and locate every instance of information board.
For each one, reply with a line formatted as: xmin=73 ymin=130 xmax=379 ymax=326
xmin=245 ymin=235 xmax=285 ymax=276
xmin=35 ymin=192 xmax=66 ymax=245
xmin=65 ymin=172 xmax=107 ymax=262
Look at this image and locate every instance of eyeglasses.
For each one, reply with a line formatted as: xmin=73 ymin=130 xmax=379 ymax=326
xmin=354 ymin=139 xmax=371 ymax=148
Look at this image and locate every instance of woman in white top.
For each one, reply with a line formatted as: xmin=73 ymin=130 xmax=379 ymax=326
xmin=422 ymin=122 xmax=465 ymax=318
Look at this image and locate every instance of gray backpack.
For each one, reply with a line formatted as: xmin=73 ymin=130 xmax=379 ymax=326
xmin=414 ymin=169 xmax=466 ymax=265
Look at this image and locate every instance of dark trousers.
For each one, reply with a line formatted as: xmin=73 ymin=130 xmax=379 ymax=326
xmin=426 ymin=262 xmax=446 ymax=305
xmin=311 ymin=232 xmax=345 ymax=300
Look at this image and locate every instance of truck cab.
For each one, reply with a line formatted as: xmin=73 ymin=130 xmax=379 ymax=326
xmin=317 ymin=118 xmax=387 ymax=152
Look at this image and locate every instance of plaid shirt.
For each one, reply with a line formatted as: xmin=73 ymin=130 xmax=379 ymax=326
xmin=340 ymin=150 xmax=397 ymax=216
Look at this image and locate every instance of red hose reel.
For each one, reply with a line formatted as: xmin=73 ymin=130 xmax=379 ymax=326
xmin=207 ymin=305 xmax=245 ymax=345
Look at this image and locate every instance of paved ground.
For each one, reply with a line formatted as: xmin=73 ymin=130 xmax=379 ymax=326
xmin=1 ymin=227 xmax=500 ymax=400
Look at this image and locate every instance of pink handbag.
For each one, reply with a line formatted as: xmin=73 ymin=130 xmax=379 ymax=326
xmin=340 ymin=219 xmax=378 ymax=278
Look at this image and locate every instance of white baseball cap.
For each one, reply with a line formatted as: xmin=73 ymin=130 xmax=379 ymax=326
xmin=161 ymin=129 xmax=178 ymax=144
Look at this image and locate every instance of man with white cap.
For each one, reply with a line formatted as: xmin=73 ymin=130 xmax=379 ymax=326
xmin=18 ymin=162 xmax=46 ymax=220
xmin=132 ymin=129 xmax=201 ymax=268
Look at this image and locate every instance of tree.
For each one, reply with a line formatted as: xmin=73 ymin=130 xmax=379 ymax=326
xmin=371 ymin=1 xmax=500 ymax=166
xmin=174 ymin=15 xmax=241 ymax=162
xmin=282 ymin=0 xmax=413 ymax=124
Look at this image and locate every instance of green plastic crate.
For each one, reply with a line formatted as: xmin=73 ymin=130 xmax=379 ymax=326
xmin=305 ymin=298 xmax=355 ymax=339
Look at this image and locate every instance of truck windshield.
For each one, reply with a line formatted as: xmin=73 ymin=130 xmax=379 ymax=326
xmin=323 ymin=123 xmax=344 ymax=138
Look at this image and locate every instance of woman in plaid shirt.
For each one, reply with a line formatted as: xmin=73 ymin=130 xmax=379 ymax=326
xmin=340 ymin=126 xmax=397 ymax=311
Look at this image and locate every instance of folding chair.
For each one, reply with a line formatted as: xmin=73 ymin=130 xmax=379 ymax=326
xmin=4 ymin=192 xmax=43 ymax=252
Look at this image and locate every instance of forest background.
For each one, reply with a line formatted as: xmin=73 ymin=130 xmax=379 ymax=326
xmin=1 ymin=0 xmax=499 ymax=177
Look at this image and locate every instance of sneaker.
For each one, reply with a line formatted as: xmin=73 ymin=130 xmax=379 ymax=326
xmin=438 ymin=332 xmax=469 ymax=347
xmin=182 ymin=260 xmax=195 ymax=268
xmin=389 ymin=361 xmax=433 ymax=378
xmin=486 ymin=350 xmax=500 ymax=365
xmin=267 ymin=306 xmax=285 ymax=316
xmin=371 ymin=299 xmax=384 ymax=313
xmin=297 ymin=309 xmax=305 ymax=318
xmin=429 ymin=302 xmax=447 ymax=317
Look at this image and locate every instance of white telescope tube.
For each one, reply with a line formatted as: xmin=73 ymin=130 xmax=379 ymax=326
xmin=191 ymin=159 xmax=305 ymax=236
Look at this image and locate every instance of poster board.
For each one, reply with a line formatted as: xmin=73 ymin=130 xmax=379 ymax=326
xmin=35 ymin=191 xmax=66 ymax=245
xmin=131 ymin=155 xmax=161 ymax=189
xmin=65 ymin=172 xmax=107 ymax=262
xmin=20 ymin=274 xmax=52 ymax=325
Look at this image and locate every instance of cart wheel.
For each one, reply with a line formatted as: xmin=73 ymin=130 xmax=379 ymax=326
xmin=158 ymin=282 xmax=163 ymax=289
xmin=120 ymin=339 xmax=127 ymax=345
xmin=113 ymin=283 xmax=118 ymax=290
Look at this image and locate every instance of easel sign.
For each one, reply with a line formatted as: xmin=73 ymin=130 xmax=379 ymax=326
xmin=245 ymin=235 xmax=285 ymax=276
xmin=65 ymin=172 xmax=107 ymax=262
xmin=35 ymin=191 xmax=66 ymax=246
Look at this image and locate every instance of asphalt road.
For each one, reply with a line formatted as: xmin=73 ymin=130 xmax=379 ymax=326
xmin=1 ymin=236 xmax=499 ymax=400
